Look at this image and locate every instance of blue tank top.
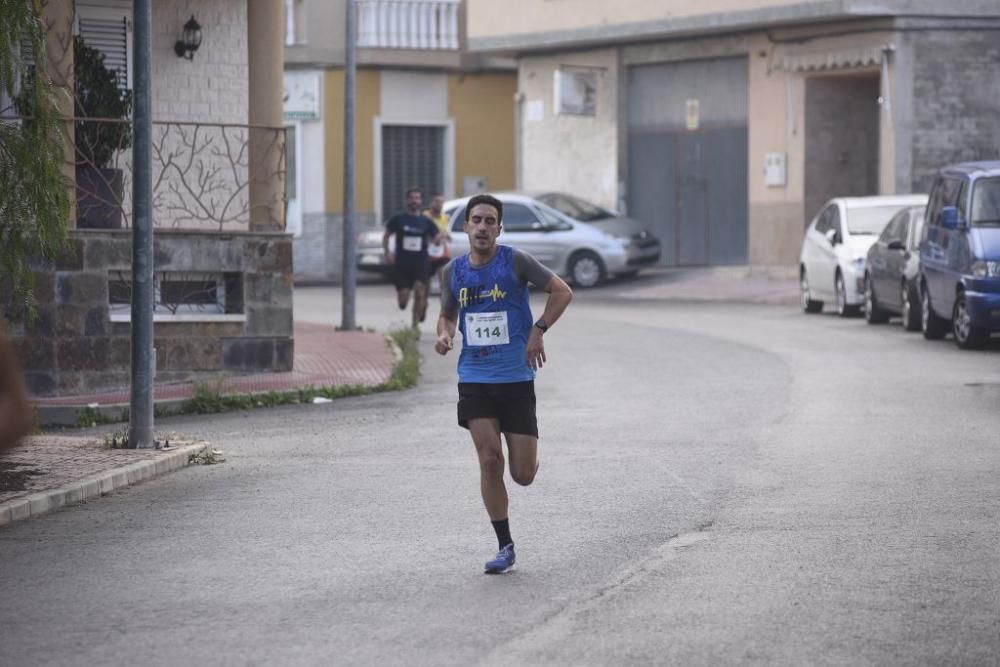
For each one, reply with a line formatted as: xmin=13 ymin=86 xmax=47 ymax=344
xmin=451 ymin=246 xmax=535 ymax=383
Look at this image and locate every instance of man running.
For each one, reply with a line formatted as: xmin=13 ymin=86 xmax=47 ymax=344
xmin=423 ymin=193 xmax=451 ymax=295
xmin=434 ymin=193 xmax=573 ymax=574
xmin=383 ymin=188 xmax=442 ymax=327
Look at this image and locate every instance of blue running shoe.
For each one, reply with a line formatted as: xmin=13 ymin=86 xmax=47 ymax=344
xmin=484 ymin=544 xmax=516 ymax=574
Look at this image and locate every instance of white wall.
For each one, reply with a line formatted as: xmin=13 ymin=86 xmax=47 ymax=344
xmin=518 ymin=49 xmax=619 ymax=210
xmin=379 ymin=70 xmax=448 ymax=123
xmin=152 ymin=0 xmax=248 ymax=123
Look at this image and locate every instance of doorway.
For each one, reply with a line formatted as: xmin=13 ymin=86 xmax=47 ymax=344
xmin=803 ymin=73 xmax=880 ymax=224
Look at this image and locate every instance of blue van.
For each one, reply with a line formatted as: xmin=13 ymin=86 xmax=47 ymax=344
xmin=919 ymin=161 xmax=1000 ymax=349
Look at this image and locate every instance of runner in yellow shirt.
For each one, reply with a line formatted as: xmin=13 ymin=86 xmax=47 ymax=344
xmin=423 ymin=193 xmax=451 ymax=294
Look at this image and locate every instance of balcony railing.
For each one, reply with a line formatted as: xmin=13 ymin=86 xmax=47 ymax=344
xmin=63 ymin=118 xmax=286 ymax=231
xmin=357 ymin=0 xmax=460 ymax=50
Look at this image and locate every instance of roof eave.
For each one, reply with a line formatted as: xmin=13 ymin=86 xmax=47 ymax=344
xmin=467 ymin=0 xmax=1000 ymax=55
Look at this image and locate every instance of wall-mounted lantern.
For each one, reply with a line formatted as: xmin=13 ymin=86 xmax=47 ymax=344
xmin=173 ymin=15 xmax=202 ymax=60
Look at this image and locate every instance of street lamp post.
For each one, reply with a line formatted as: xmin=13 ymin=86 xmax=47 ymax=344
xmin=129 ymin=0 xmax=154 ymax=448
xmin=341 ymin=0 xmax=357 ymax=330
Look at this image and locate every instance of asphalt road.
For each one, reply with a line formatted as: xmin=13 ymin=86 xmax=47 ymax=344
xmin=2 ymin=278 xmax=998 ymax=666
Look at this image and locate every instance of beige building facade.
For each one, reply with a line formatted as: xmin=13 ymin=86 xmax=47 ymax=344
xmin=284 ymin=0 xmax=517 ymax=282
xmin=468 ymin=0 xmax=1000 ymax=268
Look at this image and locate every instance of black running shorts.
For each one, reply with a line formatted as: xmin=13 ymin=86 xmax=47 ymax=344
xmin=392 ymin=262 xmax=429 ymax=290
xmin=457 ymin=381 xmax=537 ymax=437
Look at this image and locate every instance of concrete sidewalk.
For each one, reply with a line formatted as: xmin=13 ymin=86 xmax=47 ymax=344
xmin=608 ymin=266 xmax=800 ymax=305
xmin=2 ymin=321 xmax=398 ymax=527
xmin=33 ymin=322 xmax=397 ymax=426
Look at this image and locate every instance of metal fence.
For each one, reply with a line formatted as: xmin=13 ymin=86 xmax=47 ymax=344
xmin=66 ymin=117 xmax=286 ymax=230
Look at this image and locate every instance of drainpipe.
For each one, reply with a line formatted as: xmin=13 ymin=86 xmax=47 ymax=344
xmin=513 ymin=91 xmax=524 ymax=191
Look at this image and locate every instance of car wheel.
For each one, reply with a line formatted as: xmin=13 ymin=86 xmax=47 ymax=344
xmin=920 ymin=283 xmax=948 ymax=340
xmin=800 ymin=268 xmax=823 ymax=313
xmin=901 ymin=281 xmax=921 ymax=332
xmin=835 ymin=272 xmax=860 ymax=318
xmin=568 ymin=251 xmax=605 ymax=288
xmin=952 ymin=290 xmax=988 ymax=350
xmin=864 ymin=273 xmax=889 ymax=324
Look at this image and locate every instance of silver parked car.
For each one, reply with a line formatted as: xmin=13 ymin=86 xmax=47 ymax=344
xmin=445 ymin=193 xmax=660 ymax=287
xmin=799 ymin=194 xmax=928 ymax=316
xmin=533 ymin=192 xmax=661 ymax=274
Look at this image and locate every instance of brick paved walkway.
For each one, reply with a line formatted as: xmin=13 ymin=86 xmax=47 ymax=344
xmin=33 ymin=322 xmax=396 ymax=407
xmin=0 ymin=435 xmax=161 ymax=505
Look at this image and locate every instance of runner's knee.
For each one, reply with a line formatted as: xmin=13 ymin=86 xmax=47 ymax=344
xmin=511 ymin=465 xmax=535 ymax=487
xmin=479 ymin=449 xmax=505 ymax=478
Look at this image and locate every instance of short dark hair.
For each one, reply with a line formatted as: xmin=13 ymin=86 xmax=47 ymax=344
xmin=405 ymin=187 xmax=422 ymax=198
xmin=464 ymin=194 xmax=503 ymax=223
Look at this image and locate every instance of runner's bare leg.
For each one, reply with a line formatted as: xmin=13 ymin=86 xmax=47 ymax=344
xmin=413 ymin=281 xmax=429 ymax=324
xmin=469 ymin=417 xmax=508 ymax=520
xmin=504 ymin=432 xmax=538 ymax=486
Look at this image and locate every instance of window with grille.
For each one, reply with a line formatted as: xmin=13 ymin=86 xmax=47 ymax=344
xmin=381 ymin=125 xmax=445 ymax=221
xmin=109 ymin=272 xmax=244 ymax=320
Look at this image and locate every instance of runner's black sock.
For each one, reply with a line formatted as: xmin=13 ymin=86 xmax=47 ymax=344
xmin=492 ymin=519 xmax=513 ymax=550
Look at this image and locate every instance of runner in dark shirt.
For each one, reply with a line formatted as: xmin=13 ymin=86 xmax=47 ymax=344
xmin=382 ymin=188 xmax=442 ymax=327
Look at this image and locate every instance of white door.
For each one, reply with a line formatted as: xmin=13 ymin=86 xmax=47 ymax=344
xmin=808 ymin=204 xmax=840 ymax=299
xmin=285 ymin=122 xmax=302 ymax=237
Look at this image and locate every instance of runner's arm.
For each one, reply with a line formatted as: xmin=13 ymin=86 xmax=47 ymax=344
xmin=435 ymin=262 xmax=458 ymax=355
xmin=382 ymin=220 xmax=396 ymax=264
xmin=514 ymin=249 xmax=573 ymax=331
xmin=514 ymin=249 xmax=573 ymax=370
xmin=0 ymin=331 xmax=32 ymax=452
xmin=427 ymin=218 xmax=444 ymax=245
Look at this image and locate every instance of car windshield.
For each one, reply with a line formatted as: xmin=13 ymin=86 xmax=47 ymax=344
xmin=538 ymin=193 xmax=612 ymax=222
xmin=970 ymin=177 xmax=1000 ymax=226
xmin=847 ymin=205 xmax=910 ymax=235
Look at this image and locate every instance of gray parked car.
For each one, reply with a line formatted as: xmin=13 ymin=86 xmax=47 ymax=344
xmin=863 ymin=205 xmax=925 ymax=330
xmin=533 ymin=192 xmax=661 ymax=274
xmin=445 ymin=193 xmax=660 ymax=287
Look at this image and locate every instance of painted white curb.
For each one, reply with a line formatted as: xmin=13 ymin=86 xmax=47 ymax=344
xmin=0 ymin=443 xmax=206 ymax=528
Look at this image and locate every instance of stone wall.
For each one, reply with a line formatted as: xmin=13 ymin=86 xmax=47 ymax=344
xmin=910 ymin=29 xmax=1000 ymax=192
xmin=7 ymin=229 xmax=293 ymax=398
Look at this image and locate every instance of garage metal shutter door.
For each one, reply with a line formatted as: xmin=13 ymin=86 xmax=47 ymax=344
xmin=381 ymin=125 xmax=444 ymax=221
xmin=627 ymin=56 xmax=748 ymax=266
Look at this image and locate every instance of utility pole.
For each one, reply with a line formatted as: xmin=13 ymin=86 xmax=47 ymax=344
xmin=129 ymin=0 xmax=154 ymax=448
xmin=341 ymin=0 xmax=357 ymax=330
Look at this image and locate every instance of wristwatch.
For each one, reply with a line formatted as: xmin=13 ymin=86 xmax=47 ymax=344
xmin=534 ymin=319 xmax=549 ymax=333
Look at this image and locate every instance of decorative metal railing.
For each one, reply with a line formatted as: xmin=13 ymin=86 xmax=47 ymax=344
xmin=356 ymin=0 xmax=461 ymax=50
xmin=66 ymin=117 xmax=286 ymax=230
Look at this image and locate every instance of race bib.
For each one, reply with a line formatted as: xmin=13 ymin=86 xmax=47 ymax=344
xmin=402 ymin=235 xmax=422 ymax=252
xmin=427 ymin=241 xmax=446 ymax=258
xmin=465 ymin=311 xmax=510 ymax=346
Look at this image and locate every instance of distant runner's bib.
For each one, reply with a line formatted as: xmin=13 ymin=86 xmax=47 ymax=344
xmin=428 ymin=241 xmax=446 ymax=258
xmin=465 ymin=311 xmax=510 ymax=346
xmin=402 ymin=235 xmax=422 ymax=252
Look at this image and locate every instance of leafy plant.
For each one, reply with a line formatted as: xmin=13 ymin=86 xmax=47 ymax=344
xmin=103 ymin=426 xmax=129 ymax=449
xmin=72 ymin=36 xmax=132 ymax=169
xmin=0 ymin=0 xmax=70 ymax=321
xmin=189 ymin=447 xmax=226 ymax=465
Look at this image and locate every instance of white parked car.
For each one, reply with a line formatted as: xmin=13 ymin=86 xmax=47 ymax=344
xmin=799 ymin=195 xmax=928 ymax=316
xmin=444 ymin=193 xmax=643 ymax=287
